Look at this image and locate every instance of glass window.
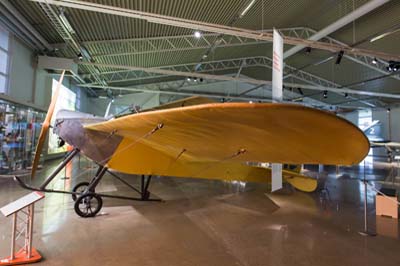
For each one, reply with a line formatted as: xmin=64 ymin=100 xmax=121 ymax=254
xmin=0 ymin=25 xmax=10 ymax=94
xmin=0 ymin=26 xmax=9 ymax=51
xmin=0 ymin=50 xmax=8 ymax=74
xmin=0 ymin=75 xmax=6 ymax=93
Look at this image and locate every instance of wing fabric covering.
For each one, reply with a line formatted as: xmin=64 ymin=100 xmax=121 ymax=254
xmin=85 ymin=103 xmax=369 ymax=188
xmin=145 ymin=96 xmax=215 ymax=112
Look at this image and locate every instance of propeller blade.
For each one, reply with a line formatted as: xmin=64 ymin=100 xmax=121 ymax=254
xmin=31 ymin=70 xmax=65 ymax=179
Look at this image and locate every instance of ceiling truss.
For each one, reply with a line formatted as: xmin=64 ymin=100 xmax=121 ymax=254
xmin=82 ymin=56 xmax=378 ymax=107
xmin=80 ymin=27 xmax=398 ymax=82
xmin=30 ymin=0 xmax=400 ymax=61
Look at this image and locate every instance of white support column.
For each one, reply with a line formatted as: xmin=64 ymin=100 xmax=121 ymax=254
xmin=272 ymin=29 xmax=283 ymax=103
xmin=271 ymin=29 xmax=283 ymax=192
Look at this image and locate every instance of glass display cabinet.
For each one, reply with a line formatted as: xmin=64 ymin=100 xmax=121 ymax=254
xmin=0 ymin=99 xmax=45 ymax=175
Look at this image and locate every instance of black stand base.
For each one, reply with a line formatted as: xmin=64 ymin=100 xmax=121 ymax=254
xmin=358 ymin=231 xmax=377 ymax=237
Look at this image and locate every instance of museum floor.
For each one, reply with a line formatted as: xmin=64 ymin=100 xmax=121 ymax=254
xmin=0 ymin=156 xmax=400 ymax=266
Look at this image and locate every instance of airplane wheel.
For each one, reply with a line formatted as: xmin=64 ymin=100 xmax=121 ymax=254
xmin=72 ymin=182 xmax=90 ymax=201
xmin=74 ymin=193 xmax=103 ymax=218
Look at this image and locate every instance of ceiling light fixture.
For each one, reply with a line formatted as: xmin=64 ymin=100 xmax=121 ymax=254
xmin=372 ymin=58 xmax=377 ymax=65
xmin=387 ymin=61 xmax=400 ymax=72
xmin=323 ymin=91 xmax=328 ymax=98
xmin=335 ymin=51 xmax=344 ymax=65
xmin=240 ymin=0 xmax=257 ymax=18
xmin=77 ymin=52 xmax=83 ymax=60
xmin=370 ymin=28 xmax=400 ymax=43
xmin=194 ymin=31 xmax=201 ymax=38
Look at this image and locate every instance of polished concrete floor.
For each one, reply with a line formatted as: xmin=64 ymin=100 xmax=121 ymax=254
xmin=0 ymin=156 xmax=400 ymax=266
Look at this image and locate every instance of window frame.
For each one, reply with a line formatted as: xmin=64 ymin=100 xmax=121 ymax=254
xmin=0 ymin=24 xmax=11 ymax=94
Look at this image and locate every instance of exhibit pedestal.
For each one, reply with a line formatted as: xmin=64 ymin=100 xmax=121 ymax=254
xmin=0 ymin=248 xmax=42 ymax=266
xmin=0 ymin=192 xmax=44 ymax=265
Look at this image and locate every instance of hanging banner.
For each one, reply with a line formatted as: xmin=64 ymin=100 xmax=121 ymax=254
xmin=272 ymin=29 xmax=283 ymax=103
xmin=271 ymin=28 xmax=283 ymax=192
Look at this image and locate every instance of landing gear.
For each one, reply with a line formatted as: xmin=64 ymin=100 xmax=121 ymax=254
xmin=72 ymin=181 xmax=90 ymax=201
xmin=140 ymin=174 xmax=152 ymax=200
xmin=14 ymin=149 xmax=161 ymax=219
xmin=72 ymin=169 xmax=158 ymax=218
xmin=74 ymin=193 xmax=103 ymax=218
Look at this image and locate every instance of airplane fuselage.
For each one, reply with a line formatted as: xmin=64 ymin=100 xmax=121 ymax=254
xmin=54 ymin=110 xmax=123 ymax=164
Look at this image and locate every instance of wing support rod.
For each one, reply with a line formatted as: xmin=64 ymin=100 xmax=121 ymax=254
xmin=39 ymin=148 xmax=80 ymax=190
xmin=14 ymin=148 xmax=81 ymax=191
xmin=14 ymin=164 xmax=161 ymax=203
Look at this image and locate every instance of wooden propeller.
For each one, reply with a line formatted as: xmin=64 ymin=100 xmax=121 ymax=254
xmin=31 ymin=70 xmax=65 ymax=179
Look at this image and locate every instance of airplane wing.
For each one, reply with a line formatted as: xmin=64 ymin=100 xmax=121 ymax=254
xmin=145 ymin=96 xmax=215 ymax=111
xmin=81 ymin=102 xmax=369 ymax=191
xmin=103 ymin=139 xmax=318 ymax=192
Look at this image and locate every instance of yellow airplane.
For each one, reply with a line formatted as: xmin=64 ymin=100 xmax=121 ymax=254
xmin=16 ymin=71 xmax=370 ymax=217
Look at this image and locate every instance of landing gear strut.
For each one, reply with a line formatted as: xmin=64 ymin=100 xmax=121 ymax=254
xmin=14 ymin=149 xmax=161 ymax=218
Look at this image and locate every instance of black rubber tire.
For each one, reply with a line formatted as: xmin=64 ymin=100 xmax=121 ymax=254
xmin=74 ymin=193 xmax=103 ymax=218
xmin=72 ymin=182 xmax=90 ymax=201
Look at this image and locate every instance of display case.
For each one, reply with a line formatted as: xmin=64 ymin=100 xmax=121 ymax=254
xmin=0 ymin=99 xmax=45 ymax=175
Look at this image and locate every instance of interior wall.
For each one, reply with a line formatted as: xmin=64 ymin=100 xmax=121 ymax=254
xmin=8 ymin=35 xmax=35 ymax=104
xmin=340 ymin=108 xmax=400 ymax=140
xmin=340 ymin=111 xmax=358 ymax=126
xmin=5 ymin=33 xmax=90 ymax=160
xmin=5 ymin=33 xmax=84 ymax=111
xmin=372 ymin=109 xmax=390 ymax=140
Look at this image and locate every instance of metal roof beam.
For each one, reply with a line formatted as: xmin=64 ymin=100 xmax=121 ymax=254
xmin=79 ymin=61 xmax=270 ymax=85
xmin=78 ymin=27 xmax=399 ymax=81
xmin=77 ymin=82 xmax=367 ymax=110
xmin=286 ymin=28 xmax=400 ymax=81
xmin=283 ymin=0 xmax=391 ymax=59
xmin=0 ymin=0 xmax=53 ymax=50
xmin=78 ymin=61 xmax=400 ymax=100
xmin=80 ymin=56 xmax=380 ymax=106
xmin=83 ymin=55 xmax=347 ymax=89
xmin=29 ymin=0 xmax=400 ymax=61
xmin=78 ymin=80 xmax=328 ymax=107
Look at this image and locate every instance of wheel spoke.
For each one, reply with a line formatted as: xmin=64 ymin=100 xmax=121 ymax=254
xmin=74 ymin=193 xmax=102 ymax=218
